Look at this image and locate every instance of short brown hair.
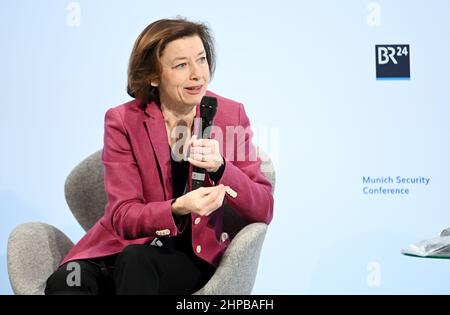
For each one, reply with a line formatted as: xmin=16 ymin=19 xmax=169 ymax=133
xmin=127 ymin=18 xmax=216 ymax=104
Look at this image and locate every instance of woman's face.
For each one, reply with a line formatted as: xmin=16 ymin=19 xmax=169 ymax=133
xmin=157 ymin=35 xmax=210 ymax=108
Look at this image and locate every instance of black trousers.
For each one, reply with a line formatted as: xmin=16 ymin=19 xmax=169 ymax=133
xmin=44 ymin=241 xmax=215 ymax=295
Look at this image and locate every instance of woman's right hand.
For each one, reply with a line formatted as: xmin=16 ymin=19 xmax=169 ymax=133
xmin=171 ymin=184 xmax=229 ymax=217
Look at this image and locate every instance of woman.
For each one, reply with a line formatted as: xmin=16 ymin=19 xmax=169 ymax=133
xmin=45 ymin=18 xmax=273 ymax=295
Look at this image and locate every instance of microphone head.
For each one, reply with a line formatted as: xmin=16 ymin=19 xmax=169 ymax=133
xmin=200 ymin=96 xmax=218 ymax=121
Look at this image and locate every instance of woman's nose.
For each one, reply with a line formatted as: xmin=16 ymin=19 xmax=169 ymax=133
xmin=189 ymin=63 xmax=201 ymax=80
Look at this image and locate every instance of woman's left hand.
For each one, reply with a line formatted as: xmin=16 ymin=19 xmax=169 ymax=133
xmin=188 ymin=135 xmax=223 ymax=173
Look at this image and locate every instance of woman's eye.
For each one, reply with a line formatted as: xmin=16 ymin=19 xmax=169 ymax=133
xmin=175 ymin=63 xmax=187 ymax=69
xmin=198 ymin=57 xmax=207 ymax=63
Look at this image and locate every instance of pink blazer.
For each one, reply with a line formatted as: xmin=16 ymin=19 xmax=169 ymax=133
xmin=60 ymin=90 xmax=274 ymax=267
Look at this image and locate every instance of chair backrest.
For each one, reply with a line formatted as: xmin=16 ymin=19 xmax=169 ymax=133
xmin=64 ymin=150 xmax=106 ymax=231
xmin=64 ymin=148 xmax=276 ymax=234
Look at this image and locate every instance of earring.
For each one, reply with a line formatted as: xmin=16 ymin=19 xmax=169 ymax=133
xmin=150 ymin=82 xmax=159 ymax=87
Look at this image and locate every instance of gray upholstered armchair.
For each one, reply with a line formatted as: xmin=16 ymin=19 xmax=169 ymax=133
xmin=7 ymin=148 xmax=275 ymax=295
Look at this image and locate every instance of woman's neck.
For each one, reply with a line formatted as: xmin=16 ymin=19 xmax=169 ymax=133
xmin=161 ymin=102 xmax=196 ymax=150
xmin=160 ymin=103 xmax=196 ymax=129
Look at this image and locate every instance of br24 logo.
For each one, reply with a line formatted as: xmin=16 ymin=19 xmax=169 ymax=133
xmin=377 ymin=45 xmax=409 ymax=65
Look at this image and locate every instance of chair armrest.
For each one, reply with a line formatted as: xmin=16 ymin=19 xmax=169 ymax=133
xmin=7 ymin=222 xmax=74 ymax=295
xmin=194 ymin=222 xmax=268 ymax=295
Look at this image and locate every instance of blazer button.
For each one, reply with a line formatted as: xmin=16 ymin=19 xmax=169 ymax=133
xmin=156 ymin=229 xmax=170 ymax=236
xmin=196 ymin=245 xmax=202 ymax=253
xmin=220 ymin=232 xmax=229 ymax=242
xmin=194 ymin=217 xmax=201 ymax=225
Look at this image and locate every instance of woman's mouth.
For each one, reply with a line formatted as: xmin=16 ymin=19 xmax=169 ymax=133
xmin=184 ymin=85 xmax=203 ymax=95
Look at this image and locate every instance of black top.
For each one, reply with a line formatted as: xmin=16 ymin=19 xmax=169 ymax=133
xmin=170 ymin=150 xmax=191 ymax=252
xmin=171 ymin=152 xmax=190 ymax=200
xmin=169 ymin=146 xmax=225 ymax=254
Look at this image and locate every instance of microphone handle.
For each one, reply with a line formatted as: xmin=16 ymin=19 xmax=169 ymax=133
xmin=192 ymin=167 xmax=205 ymax=190
xmin=191 ymin=119 xmax=213 ymax=190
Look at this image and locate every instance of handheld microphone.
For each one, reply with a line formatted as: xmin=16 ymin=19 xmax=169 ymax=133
xmin=191 ymin=96 xmax=218 ymax=190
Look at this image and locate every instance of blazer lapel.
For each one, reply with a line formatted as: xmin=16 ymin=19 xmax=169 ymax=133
xmin=144 ymin=101 xmax=172 ymax=200
xmin=143 ymin=101 xmax=202 ymax=199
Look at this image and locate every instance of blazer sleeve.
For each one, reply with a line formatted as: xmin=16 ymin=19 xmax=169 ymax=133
xmin=216 ymin=103 xmax=274 ymax=224
xmin=101 ymin=108 xmax=180 ymax=240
